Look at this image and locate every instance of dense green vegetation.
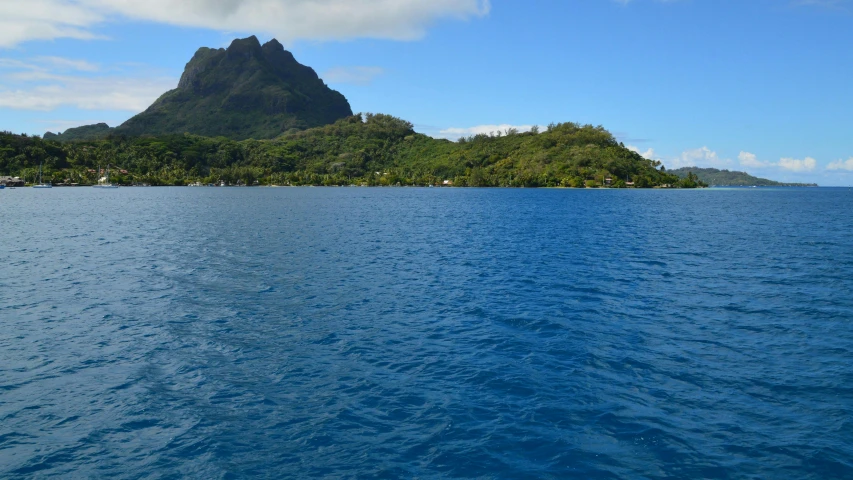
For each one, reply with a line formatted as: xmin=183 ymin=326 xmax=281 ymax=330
xmin=2 ymin=114 xmax=699 ymax=188
xmin=671 ymin=167 xmax=817 ymax=187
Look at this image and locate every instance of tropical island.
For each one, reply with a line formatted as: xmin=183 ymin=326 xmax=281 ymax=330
xmin=2 ymin=36 xmax=701 ymax=188
xmin=670 ymin=167 xmax=817 ymax=187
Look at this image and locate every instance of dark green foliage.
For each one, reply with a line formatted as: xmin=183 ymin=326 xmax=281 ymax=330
xmin=671 ymin=167 xmax=817 ymax=187
xmin=676 ymin=171 xmax=707 ymax=188
xmin=113 ymin=36 xmax=351 ymax=140
xmin=2 ymin=116 xmax=688 ymax=188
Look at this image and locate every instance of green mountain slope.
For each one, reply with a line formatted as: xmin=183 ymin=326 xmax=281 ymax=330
xmin=671 ymin=167 xmax=817 ymax=186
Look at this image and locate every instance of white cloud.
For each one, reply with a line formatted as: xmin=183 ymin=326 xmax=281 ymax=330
xmin=738 ymin=151 xmax=770 ymax=168
xmin=0 ymin=56 xmax=100 ymax=75
xmin=0 ymin=58 xmax=174 ymax=111
xmin=0 ymin=57 xmax=177 ymax=113
xmin=737 ymin=151 xmax=820 ymax=172
xmin=0 ymin=59 xmax=35 ymax=70
xmin=322 ymin=66 xmax=384 ymax=85
xmin=667 ymin=148 xmax=819 ymax=174
xmin=0 ymin=0 xmax=491 ymax=47
xmin=0 ymin=76 xmax=175 ymax=111
xmin=35 ymin=56 xmax=99 ymax=72
xmin=435 ymin=123 xmax=544 ymax=140
xmin=0 ymin=1 xmax=104 ymax=47
xmin=667 ymin=146 xmax=732 ymax=169
xmin=826 ymin=157 xmax=853 ymax=171
xmin=778 ymin=156 xmax=817 ymax=172
xmin=627 ymin=145 xmax=656 ymax=160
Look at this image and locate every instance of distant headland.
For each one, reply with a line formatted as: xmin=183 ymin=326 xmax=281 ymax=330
xmin=671 ymin=167 xmax=818 ymax=187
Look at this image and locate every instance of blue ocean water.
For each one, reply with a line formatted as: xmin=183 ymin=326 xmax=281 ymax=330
xmin=1 ymin=187 xmax=852 ymax=479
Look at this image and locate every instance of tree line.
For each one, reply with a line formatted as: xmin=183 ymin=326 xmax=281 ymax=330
xmin=1 ymin=114 xmax=703 ymax=188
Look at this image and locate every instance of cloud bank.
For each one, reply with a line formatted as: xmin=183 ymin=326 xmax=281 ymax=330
xmin=738 ymin=151 xmax=817 ymax=172
xmin=0 ymin=1 xmax=104 ymax=47
xmin=626 ymin=145 xmax=656 ymax=160
xmin=666 ymin=146 xmax=731 ymax=169
xmin=826 ymin=157 xmax=853 ymax=171
xmin=0 ymin=76 xmax=174 ymax=112
xmin=323 ymin=66 xmax=385 ymax=86
xmin=778 ymin=156 xmax=817 ymax=172
xmin=0 ymin=0 xmax=491 ymax=47
xmin=661 ymin=148 xmax=822 ymax=173
xmin=0 ymin=57 xmax=174 ymax=112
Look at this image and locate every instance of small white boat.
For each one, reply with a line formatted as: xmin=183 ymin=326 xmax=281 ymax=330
xmin=33 ymin=163 xmax=52 ymax=188
xmin=93 ymin=165 xmax=119 ymax=189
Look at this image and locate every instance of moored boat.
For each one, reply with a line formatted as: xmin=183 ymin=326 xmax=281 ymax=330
xmin=93 ymin=165 xmax=119 ymax=189
xmin=33 ymin=163 xmax=52 ymax=188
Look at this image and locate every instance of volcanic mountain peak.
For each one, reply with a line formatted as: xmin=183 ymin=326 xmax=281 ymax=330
xmin=113 ymin=36 xmax=352 ymax=140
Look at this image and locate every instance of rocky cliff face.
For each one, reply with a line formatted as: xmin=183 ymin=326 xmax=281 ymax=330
xmin=114 ymin=36 xmax=352 ymax=140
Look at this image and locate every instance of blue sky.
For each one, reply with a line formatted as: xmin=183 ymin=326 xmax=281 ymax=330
xmin=1 ymin=0 xmax=851 ymax=184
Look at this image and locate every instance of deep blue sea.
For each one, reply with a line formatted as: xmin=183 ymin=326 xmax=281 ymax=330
xmin=1 ymin=187 xmax=852 ymax=479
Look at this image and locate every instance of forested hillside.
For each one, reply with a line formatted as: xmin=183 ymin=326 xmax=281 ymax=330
xmin=2 ymin=114 xmax=693 ymax=188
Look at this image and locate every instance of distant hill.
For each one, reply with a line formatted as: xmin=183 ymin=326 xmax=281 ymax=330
xmin=45 ymin=36 xmax=352 ymax=141
xmin=671 ymin=167 xmax=817 ymax=187
xmin=44 ymin=123 xmax=112 ymax=142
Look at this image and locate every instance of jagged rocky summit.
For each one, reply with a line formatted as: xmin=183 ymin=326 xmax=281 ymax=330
xmin=48 ymin=36 xmax=352 ymax=141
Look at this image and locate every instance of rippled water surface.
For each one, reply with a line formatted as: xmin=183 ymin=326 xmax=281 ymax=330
xmin=1 ymin=187 xmax=852 ymax=479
